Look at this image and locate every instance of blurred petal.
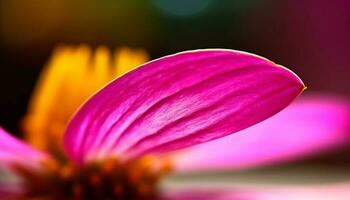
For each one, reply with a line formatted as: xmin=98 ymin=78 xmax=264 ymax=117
xmin=22 ymin=45 xmax=92 ymax=152
xmin=64 ymin=49 xmax=304 ymax=164
xmin=91 ymin=46 xmax=111 ymax=88
xmin=113 ymin=47 xmax=149 ymax=76
xmin=248 ymin=183 xmax=350 ymax=200
xmin=0 ymin=183 xmax=23 ymax=200
xmin=159 ymin=183 xmax=350 ymax=200
xmin=158 ymin=188 xmax=237 ymax=200
xmin=0 ymin=127 xmax=50 ymax=170
xmin=22 ymin=45 xmax=148 ymax=155
xmin=172 ymin=95 xmax=350 ymax=172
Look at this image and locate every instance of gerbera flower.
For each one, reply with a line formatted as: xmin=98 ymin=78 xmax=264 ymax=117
xmin=3 ymin=46 xmax=346 ymax=199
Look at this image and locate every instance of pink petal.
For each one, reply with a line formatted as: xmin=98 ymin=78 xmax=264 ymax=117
xmin=0 ymin=183 xmax=23 ymax=199
xmin=63 ymin=49 xmax=304 ymax=163
xmin=158 ymin=189 xmax=238 ymax=200
xmin=159 ymin=183 xmax=350 ymax=200
xmin=0 ymin=127 xmax=50 ymax=170
xmin=171 ymin=94 xmax=350 ymax=172
xmin=247 ymin=183 xmax=350 ymax=200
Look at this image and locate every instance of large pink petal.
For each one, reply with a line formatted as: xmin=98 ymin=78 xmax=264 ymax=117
xmin=63 ymin=49 xmax=304 ymax=164
xmin=0 ymin=127 xmax=50 ymax=170
xmin=171 ymin=95 xmax=350 ymax=172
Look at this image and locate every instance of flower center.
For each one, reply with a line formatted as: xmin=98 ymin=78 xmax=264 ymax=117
xmin=13 ymin=156 xmax=171 ymax=200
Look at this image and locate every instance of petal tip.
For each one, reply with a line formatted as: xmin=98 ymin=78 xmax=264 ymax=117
xmin=277 ymin=64 xmax=306 ymax=92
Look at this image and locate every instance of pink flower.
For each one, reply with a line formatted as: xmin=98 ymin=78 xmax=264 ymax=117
xmin=1 ymin=49 xmax=347 ymax=199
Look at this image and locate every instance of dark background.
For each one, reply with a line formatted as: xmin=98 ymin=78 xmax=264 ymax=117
xmin=1 ymin=0 xmax=350 ymax=135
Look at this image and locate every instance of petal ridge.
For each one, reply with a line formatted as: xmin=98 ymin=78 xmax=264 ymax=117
xmin=126 ymin=84 xmax=297 ymax=157
xmin=105 ymin=65 xmax=276 ymax=154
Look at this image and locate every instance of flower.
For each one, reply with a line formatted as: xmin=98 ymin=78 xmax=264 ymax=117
xmin=3 ymin=47 xmax=347 ymax=199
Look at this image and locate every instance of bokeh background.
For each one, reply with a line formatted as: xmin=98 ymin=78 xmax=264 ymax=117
xmin=1 ymin=0 xmax=350 ymax=132
xmin=0 ymin=0 xmax=349 ymax=189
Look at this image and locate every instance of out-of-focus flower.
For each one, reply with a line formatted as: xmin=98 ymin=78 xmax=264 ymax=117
xmin=22 ymin=45 xmax=149 ymax=155
xmin=1 ymin=48 xmax=346 ymax=199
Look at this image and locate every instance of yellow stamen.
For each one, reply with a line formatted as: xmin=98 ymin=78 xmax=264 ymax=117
xmin=22 ymin=45 xmax=149 ymax=155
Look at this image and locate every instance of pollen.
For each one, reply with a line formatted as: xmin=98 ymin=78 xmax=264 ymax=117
xmin=13 ymin=156 xmax=171 ymax=200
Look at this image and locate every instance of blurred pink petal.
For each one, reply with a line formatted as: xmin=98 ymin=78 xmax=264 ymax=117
xmin=159 ymin=182 xmax=350 ymax=200
xmin=172 ymin=95 xmax=350 ymax=172
xmin=158 ymin=189 xmax=238 ymax=200
xmin=0 ymin=127 xmax=49 ymax=170
xmin=63 ymin=49 xmax=304 ymax=163
xmin=0 ymin=183 xmax=23 ymax=200
xmin=247 ymin=183 xmax=350 ymax=200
